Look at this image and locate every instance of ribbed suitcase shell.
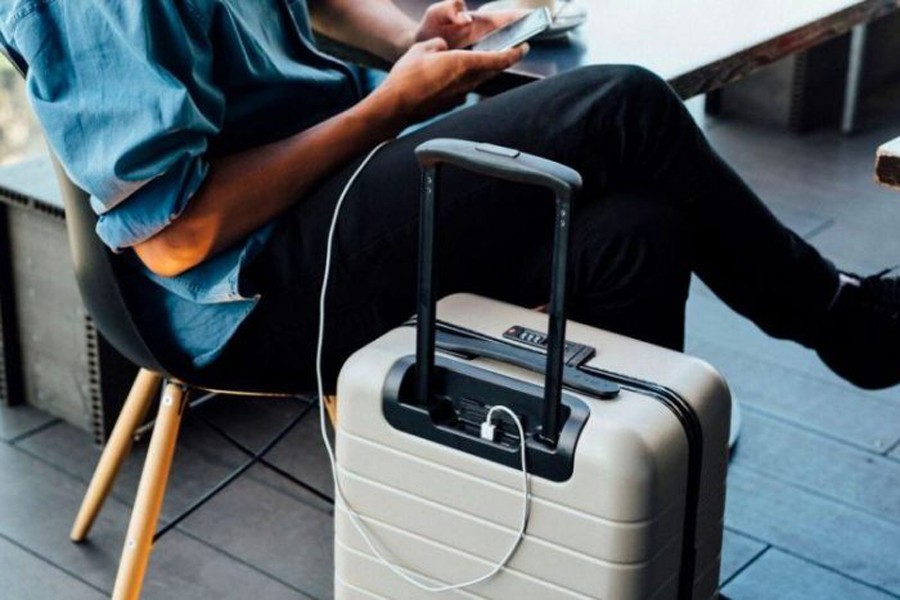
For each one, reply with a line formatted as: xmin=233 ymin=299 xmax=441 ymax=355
xmin=335 ymin=294 xmax=730 ymax=599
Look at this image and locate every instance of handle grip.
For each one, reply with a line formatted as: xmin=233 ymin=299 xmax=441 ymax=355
xmin=414 ymin=138 xmax=582 ymax=447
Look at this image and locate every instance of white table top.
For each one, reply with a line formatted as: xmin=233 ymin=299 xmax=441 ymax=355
xmin=395 ymin=0 xmax=900 ymax=96
xmin=557 ymin=0 xmax=895 ymax=80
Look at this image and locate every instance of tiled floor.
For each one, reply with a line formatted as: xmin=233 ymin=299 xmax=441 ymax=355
xmin=2 ymin=88 xmax=900 ymax=599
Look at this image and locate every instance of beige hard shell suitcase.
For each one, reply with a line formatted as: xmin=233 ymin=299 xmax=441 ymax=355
xmin=333 ymin=139 xmax=731 ymax=599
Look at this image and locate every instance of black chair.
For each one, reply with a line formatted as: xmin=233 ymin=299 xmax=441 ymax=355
xmin=52 ymin=153 xmax=339 ymax=599
xmin=2 ymin=51 xmax=336 ymax=600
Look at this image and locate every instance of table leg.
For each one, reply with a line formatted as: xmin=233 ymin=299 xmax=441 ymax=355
xmin=841 ymin=23 xmax=868 ymax=135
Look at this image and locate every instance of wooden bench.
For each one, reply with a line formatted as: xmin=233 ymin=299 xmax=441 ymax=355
xmin=876 ymin=136 xmax=900 ymax=189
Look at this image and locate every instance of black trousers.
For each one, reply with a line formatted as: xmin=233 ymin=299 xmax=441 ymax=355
xmin=198 ymin=65 xmax=838 ymax=392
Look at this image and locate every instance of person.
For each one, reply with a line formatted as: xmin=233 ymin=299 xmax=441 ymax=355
xmin=1 ymin=0 xmax=898 ymax=394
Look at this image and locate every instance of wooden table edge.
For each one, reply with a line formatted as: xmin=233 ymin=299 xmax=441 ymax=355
xmin=669 ymin=0 xmax=900 ymax=98
xmin=875 ymin=139 xmax=900 ymax=189
xmin=322 ymin=0 xmax=900 ymax=99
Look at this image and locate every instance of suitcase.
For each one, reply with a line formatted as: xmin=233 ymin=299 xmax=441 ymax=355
xmin=333 ymin=139 xmax=731 ymax=599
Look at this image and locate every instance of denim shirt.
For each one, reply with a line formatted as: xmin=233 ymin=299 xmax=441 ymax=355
xmin=0 ymin=0 xmax=362 ymax=367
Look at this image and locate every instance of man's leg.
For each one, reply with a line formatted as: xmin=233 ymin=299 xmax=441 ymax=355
xmin=444 ymin=65 xmax=840 ymax=347
xmin=202 ymin=65 xmax=897 ymax=390
xmin=292 ymin=65 xmax=838 ymax=342
xmin=200 ymin=181 xmax=692 ymax=392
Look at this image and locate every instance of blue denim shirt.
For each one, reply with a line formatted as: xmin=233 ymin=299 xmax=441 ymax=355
xmin=0 ymin=0 xmax=362 ymax=367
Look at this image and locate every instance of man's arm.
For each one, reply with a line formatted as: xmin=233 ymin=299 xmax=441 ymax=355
xmin=134 ymin=93 xmax=397 ymax=277
xmin=308 ymin=0 xmax=419 ymax=61
xmin=134 ymin=39 xmax=527 ymax=277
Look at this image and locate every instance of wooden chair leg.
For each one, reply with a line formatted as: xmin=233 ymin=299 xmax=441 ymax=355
xmin=323 ymin=395 xmax=338 ymax=428
xmin=111 ymin=382 xmax=187 ymax=600
xmin=70 ymin=369 xmax=163 ymax=542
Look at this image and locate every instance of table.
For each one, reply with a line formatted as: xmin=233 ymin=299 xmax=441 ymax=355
xmin=390 ymin=0 xmax=900 ymax=98
xmin=876 ymin=136 xmax=900 ymax=189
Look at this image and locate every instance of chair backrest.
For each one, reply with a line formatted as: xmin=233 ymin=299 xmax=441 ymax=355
xmin=48 ymin=157 xmax=168 ymax=376
xmin=2 ymin=49 xmax=169 ymax=377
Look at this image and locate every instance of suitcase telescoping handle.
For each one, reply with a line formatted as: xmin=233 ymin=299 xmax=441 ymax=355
xmin=414 ymin=139 xmax=582 ymax=448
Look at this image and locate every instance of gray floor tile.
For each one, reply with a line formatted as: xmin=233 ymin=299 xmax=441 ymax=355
xmin=725 ymin=467 xmax=900 ymax=594
xmin=0 ymin=535 xmax=105 ymax=600
xmin=730 ymin=411 xmax=900 ymax=520
xmin=177 ymin=396 xmax=335 ymax=507
xmin=810 ymin=218 xmax=900 ymax=275
xmin=143 ymin=533 xmax=315 ymax=600
xmin=0 ymin=443 xmax=315 ymax=599
xmin=719 ymin=529 xmax=766 ymax=585
xmin=183 ymin=395 xmax=308 ymax=448
xmin=241 ymin=406 xmax=335 ymax=498
xmin=722 ymin=549 xmax=897 ymax=600
xmin=686 ymin=279 xmax=843 ymax=384
xmin=15 ymin=398 xmax=336 ymax=598
xmin=686 ymin=278 xmax=900 ymax=405
xmin=767 ymin=204 xmax=833 ymax=239
xmin=707 ymin=115 xmax=900 ymax=216
xmin=686 ymin=273 xmax=900 ymax=405
xmin=706 ymin=104 xmax=900 ymax=278
xmin=0 ymin=404 xmax=56 ymax=442
xmin=15 ymin=420 xmax=268 ymax=520
xmin=689 ymin=335 xmax=900 ymax=452
xmin=178 ymin=475 xmax=335 ymax=600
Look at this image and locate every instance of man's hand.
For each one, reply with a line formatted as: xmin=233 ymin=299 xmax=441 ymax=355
xmin=413 ymin=0 xmax=526 ymax=50
xmin=368 ymin=37 xmax=528 ymax=125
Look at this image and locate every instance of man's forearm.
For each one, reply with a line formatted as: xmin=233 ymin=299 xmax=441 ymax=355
xmin=309 ymin=0 xmax=418 ymax=62
xmin=133 ymin=0 xmax=522 ymax=278
xmin=133 ymin=96 xmax=404 ymax=278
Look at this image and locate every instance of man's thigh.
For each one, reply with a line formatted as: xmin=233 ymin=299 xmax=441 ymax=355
xmin=203 ymin=67 xmax=678 ymax=389
xmin=247 ymin=65 xmax=644 ymax=290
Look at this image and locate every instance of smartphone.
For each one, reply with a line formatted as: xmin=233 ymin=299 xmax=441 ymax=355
xmin=469 ymin=7 xmax=553 ymax=52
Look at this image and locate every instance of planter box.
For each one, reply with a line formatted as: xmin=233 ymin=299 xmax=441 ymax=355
xmin=0 ymin=156 xmax=137 ymax=444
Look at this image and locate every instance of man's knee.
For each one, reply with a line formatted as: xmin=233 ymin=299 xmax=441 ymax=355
xmin=575 ymin=187 xmax=692 ymax=296
xmin=569 ymin=187 xmax=692 ymax=349
xmin=563 ymin=64 xmax=675 ymax=104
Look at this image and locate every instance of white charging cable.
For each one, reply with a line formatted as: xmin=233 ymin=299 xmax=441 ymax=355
xmin=315 ymin=140 xmax=532 ymax=592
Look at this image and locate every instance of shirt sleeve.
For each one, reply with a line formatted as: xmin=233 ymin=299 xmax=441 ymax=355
xmin=5 ymin=1 xmax=222 ymax=250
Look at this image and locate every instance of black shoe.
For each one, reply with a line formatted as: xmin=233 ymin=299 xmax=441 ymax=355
xmin=816 ymin=269 xmax=900 ymax=390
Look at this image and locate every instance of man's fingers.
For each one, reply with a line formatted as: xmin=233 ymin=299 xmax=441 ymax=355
xmin=464 ymin=43 xmax=529 ymax=71
xmin=450 ymin=0 xmax=472 ymax=23
xmin=450 ymin=0 xmax=474 ymax=24
xmin=455 ymin=11 xmax=475 ymax=25
xmin=418 ymin=37 xmax=450 ymax=53
xmin=429 ymin=0 xmax=471 ymax=25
